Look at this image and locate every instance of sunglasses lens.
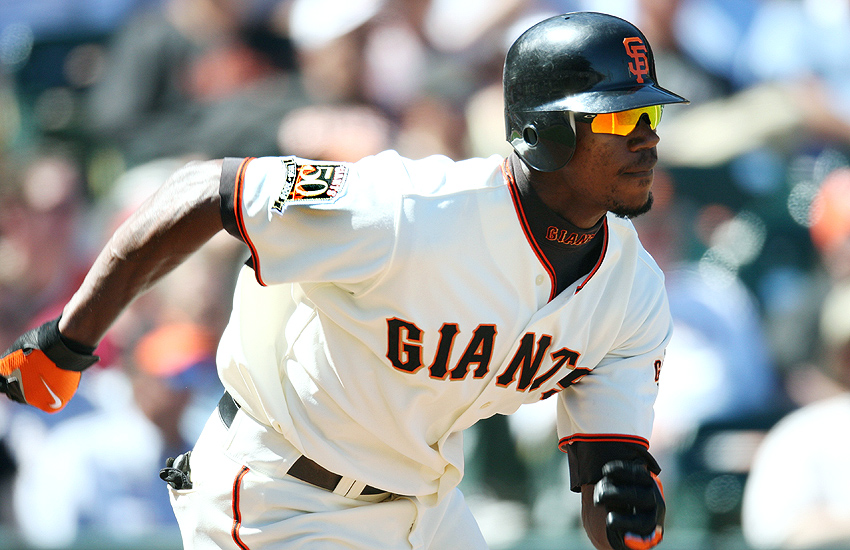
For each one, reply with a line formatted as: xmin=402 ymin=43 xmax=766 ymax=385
xmin=589 ymin=105 xmax=663 ymax=136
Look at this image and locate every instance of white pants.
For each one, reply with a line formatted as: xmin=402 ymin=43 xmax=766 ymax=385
xmin=169 ymin=408 xmax=488 ymax=549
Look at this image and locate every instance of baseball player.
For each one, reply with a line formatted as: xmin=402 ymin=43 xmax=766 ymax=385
xmin=1 ymin=12 xmax=686 ymax=550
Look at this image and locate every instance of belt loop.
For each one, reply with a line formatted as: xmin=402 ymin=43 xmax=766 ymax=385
xmin=343 ymin=479 xmax=368 ymax=498
xmin=333 ymin=476 xmax=357 ymax=497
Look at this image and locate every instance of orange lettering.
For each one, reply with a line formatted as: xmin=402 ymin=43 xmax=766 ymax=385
xmin=623 ymin=37 xmax=649 ymax=84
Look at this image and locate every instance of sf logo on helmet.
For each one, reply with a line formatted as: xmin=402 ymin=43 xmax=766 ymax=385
xmin=623 ymin=37 xmax=649 ymax=83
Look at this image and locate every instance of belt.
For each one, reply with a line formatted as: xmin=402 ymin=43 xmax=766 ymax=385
xmin=217 ymin=392 xmax=388 ymax=497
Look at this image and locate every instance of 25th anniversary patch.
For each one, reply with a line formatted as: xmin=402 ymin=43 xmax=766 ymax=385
xmin=272 ymin=157 xmax=348 ymax=213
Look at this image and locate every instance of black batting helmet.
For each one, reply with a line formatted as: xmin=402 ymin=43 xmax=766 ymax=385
xmin=504 ymin=12 xmax=688 ymax=172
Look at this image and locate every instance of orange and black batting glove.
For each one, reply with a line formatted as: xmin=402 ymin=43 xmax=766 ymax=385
xmin=594 ymin=460 xmax=665 ymax=550
xmin=0 ymin=317 xmax=99 ymax=413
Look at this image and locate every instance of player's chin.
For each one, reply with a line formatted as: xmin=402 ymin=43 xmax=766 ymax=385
xmin=611 ymin=191 xmax=654 ymax=220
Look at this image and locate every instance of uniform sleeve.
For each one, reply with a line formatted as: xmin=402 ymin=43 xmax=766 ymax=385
xmin=557 ymin=275 xmax=672 ymax=491
xmin=219 ymin=154 xmax=400 ymax=291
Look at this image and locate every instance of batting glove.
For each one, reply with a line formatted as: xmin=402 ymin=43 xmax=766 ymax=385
xmin=0 ymin=317 xmax=99 ymax=413
xmin=160 ymin=452 xmax=193 ymax=490
xmin=594 ymin=460 xmax=665 ymax=550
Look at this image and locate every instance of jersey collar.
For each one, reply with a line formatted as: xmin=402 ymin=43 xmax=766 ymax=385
xmin=503 ymin=154 xmax=608 ymax=300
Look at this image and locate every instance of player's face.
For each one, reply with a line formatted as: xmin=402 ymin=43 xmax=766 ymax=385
xmin=548 ymin=113 xmax=660 ymax=227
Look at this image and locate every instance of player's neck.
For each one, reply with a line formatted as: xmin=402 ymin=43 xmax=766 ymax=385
xmin=515 ymin=154 xmax=606 ymax=229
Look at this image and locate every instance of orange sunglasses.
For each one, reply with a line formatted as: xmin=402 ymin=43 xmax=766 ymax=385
xmin=577 ymin=105 xmax=663 ymax=136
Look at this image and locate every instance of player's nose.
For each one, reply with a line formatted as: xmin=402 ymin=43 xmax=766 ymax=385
xmin=627 ymin=114 xmax=660 ymax=151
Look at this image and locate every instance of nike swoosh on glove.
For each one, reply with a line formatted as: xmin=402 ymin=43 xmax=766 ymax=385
xmin=0 ymin=317 xmax=99 ymax=413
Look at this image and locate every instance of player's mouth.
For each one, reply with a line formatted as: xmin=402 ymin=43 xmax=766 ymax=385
xmin=623 ymin=168 xmax=654 ymax=177
xmin=620 ymin=165 xmax=656 ymax=182
xmin=620 ymin=156 xmax=657 ymax=179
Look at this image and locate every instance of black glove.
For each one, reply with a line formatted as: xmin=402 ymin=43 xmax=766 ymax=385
xmin=593 ymin=460 xmax=665 ymax=550
xmin=0 ymin=317 xmax=99 ymax=412
xmin=160 ymin=452 xmax=193 ymax=490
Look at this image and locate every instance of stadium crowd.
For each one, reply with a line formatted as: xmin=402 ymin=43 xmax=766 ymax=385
xmin=1 ymin=0 xmax=850 ymax=548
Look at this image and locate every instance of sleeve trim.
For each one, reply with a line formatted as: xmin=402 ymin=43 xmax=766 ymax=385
xmin=219 ymin=157 xmax=244 ymax=240
xmin=220 ymin=157 xmax=266 ymax=287
xmin=558 ymin=433 xmax=650 ymax=452
xmin=559 ymin=438 xmax=660 ymax=492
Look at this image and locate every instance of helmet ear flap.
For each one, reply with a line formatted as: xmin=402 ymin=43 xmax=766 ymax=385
xmin=507 ymin=111 xmax=577 ymax=172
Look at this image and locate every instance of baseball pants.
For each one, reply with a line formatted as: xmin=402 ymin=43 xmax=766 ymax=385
xmin=168 ymin=402 xmax=489 ymax=549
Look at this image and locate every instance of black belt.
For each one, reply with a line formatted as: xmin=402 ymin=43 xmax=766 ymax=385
xmin=217 ymin=392 xmax=388 ymax=496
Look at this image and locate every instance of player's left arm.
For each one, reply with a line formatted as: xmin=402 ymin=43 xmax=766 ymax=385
xmin=564 ymin=272 xmax=672 ymax=549
xmin=0 ymin=159 xmax=226 ymax=412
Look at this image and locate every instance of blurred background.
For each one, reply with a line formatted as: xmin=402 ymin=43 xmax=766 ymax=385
xmin=1 ymin=0 xmax=850 ymax=549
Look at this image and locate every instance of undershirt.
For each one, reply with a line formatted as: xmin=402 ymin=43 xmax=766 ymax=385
xmin=508 ymin=153 xmax=604 ymax=297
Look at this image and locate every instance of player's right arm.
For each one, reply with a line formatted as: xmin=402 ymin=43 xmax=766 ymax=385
xmin=0 ymin=159 xmax=225 ymax=412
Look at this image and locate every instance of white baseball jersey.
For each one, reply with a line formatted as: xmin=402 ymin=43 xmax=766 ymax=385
xmin=216 ymin=150 xmax=671 ymax=505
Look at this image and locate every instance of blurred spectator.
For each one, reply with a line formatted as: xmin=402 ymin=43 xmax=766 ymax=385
xmin=810 ymin=167 xmax=850 ymax=282
xmin=0 ymin=0 xmax=151 ymax=41
xmin=285 ymin=0 xmax=383 ymax=104
xmin=741 ymin=281 xmax=850 ymax=549
xmin=130 ymin=323 xmax=223 ymax=450
xmin=0 ymin=147 xmax=94 ymax=348
xmin=652 ymin=266 xmax=782 ymax=449
xmin=632 ymin=171 xmax=783 ymax=455
xmin=83 ymin=0 xmax=307 ymax=167
xmin=9 ymin=326 xmax=221 ymax=548
xmin=660 ymin=0 xmax=850 ymax=167
xmin=2 ymin=157 xmax=236 ymax=546
xmin=277 ymin=104 xmax=393 ymax=162
xmin=0 ymin=148 xmax=100 ymax=540
xmin=283 ymin=0 xmax=474 ymax=162
xmin=634 ymin=0 xmax=733 ymax=109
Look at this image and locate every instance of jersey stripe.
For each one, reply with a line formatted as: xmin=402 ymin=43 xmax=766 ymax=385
xmin=232 ymin=157 xmax=266 ymax=286
xmin=575 ymin=218 xmax=609 ymax=293
xmin=502 ymin=159 xmax=557 ymax=301
xmin=231 ymin=466 xmax=251 ymax=550
xmin=558 ymin=433 xmax=650 ymax=450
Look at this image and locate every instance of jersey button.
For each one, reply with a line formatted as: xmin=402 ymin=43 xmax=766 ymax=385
xmin=535 ymin=275 xmax=545 ymax=285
